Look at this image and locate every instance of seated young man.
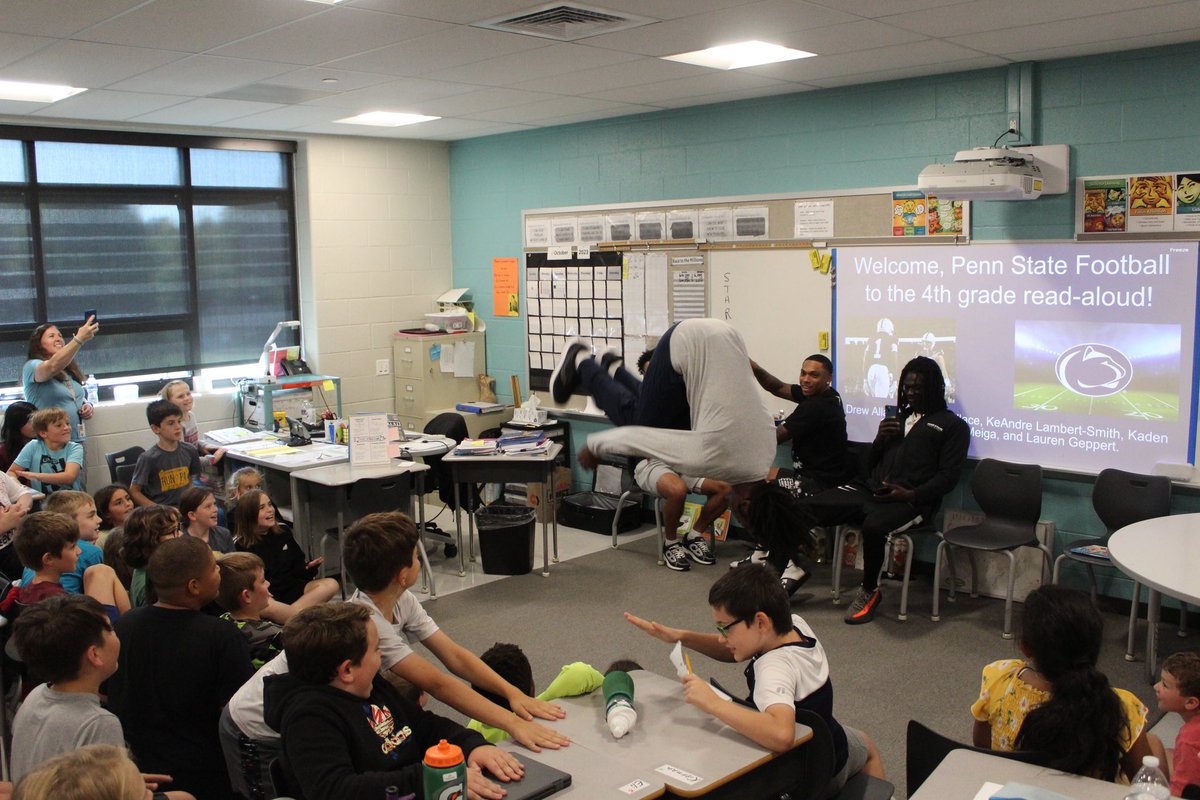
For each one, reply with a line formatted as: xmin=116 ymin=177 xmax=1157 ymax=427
xmin=625 ymin=564 xmax=885 ymax=796
xmin=636 ymin=458 xmax=731 ymax=572
xmin=107 ymin=536 xmax=254 ymax=800
xmin=264 ymin=602 xmax=511 ymax=800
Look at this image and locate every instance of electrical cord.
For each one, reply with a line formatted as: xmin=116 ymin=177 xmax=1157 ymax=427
xmin=993 ymin=128 xmax=1018 ymax=147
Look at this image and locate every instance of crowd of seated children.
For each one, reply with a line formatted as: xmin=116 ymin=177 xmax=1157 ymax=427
xmin=230 ymin=489 xmax=336 ymax=608
xmin=971 ymin=584 xmax=1163 ymax=782
xmin=221 ymin=511 xmax=564 ymax=800
xmin=12 ymin=744 xmax=195 ymax=800
xmin=6 ymin=511 xmax=127 ymax=622
xmin=625 ymin=563 xmax=885 ymax=796
xmin=467 ymin=642 xmax=603 ymax=743
xmin=19 ymin=491 xmax=127 ymax=618
xmin=0 ymin=401 xmax=36 ymax=474
xmin=93 ymin=484 xmax=133 ymax=548
xmin=7 ymin=408 xmax=84 ymax=496
xmin=264 ymin=603 xmax=515 ymax=800
xmin=107 ymin=536 xmax=253 ymax=800
xmin=130 ymin=401 xmax=199 ymax=508
xmin=1157 ymin=651 xmax=1200 ymax=797
xmin=217 ymin=551 xmax=283 ymax=669
xmin=117 ymin=505 xmax=181 ymax=608
xmin=179 ymin=487 xmax=234 ymax=554
xmin=0 ymin=468 xmax=35 ymax=580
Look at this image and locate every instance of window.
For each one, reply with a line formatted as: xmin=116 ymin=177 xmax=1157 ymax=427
xmin=0 ymin=127 xmax=298 ymax=389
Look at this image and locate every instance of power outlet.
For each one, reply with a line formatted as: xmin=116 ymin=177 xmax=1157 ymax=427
xmin=375 ymin=358 xmax=390 ymax=376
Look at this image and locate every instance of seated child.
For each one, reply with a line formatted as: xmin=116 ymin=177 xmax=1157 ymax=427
xmin=225 ymin=467 xmax=262 ymax=512
xmin=231 ymin=489 xmax=337 ymax=607
xmin=106 ymin=535 xmax=253 ymax=800
xmin=626 ymin=563 xmax=885 ymax=795
xmin=216 ymin=552 xmax=282 ymax=669
xmin=7 ymin=512 xmax=128 ymax=622
xmin=971 ymin=584 xmax=1161 ymax=781
xmin=263 ymin=602 xmax=509 ymax=800
xmin=0 ymin=467 xmax=35 ymax=580
xmin=1157 ymin=651 xmax=1200 ymax=797
xmin=130 ymin=401 xmax=200 ymax=508
xmin=9 ymin=595 xmax=124 ymax=783
xmin=467 ymin=642 xmax=603 ymax=743
xmin=160 ymin=381 xmax=225 ymax=464
xmin=93 ymin=484 xmax=134 ymax=548
xmin=179 ymin=488 xmax=234 ymax=554
xmin=221 ymin=511 xmax=564 ymax=800
xmin=0 ymin=400 xmax=36 ymax=474
xmin=7 ymin=408 xmax=84 ymax=496
xmin=119 ymin=505 xmax=181 ymax=608
xmin=21 ymin=491 xmax=106 ymax=596
xmin=12 ymin=744 xmax=195 ymax=800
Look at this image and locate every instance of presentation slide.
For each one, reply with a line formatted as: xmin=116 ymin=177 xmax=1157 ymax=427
xmin=835 ymin=241 xmax=1198 ymax=474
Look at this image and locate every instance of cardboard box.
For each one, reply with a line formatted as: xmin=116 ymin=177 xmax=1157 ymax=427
xmin=526 ymin=466 xmax=572 ymax=522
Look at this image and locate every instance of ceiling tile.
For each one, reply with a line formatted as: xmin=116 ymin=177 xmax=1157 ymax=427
xmin=107 ymin=55 xmax=294 ymax=96
xmin=210 ymin=8 xmax=451 ymax=65
xmin=254 ymin=67 xmax=398 ymax=93
xmin=802 ymin=0 xmax=974 ymax=17
xmin=131 ymin=97 xmax=286 ymax=126
xmin=586 ymin=70 xmax=795 ymax=105
xmin=211 ymin=104 xmax=344 ymax=131
xmin=805 ymin=55 xmax=1010 ymax=88
xmin=0 ymin=0 xmax=147 ymax=38
xmin=0 ymin=99 xmax=51 ymax=115
xmin=301 ymin=77 xmax=481 ymax=110
xmin=513 ymin=57 xmax=710 ymax=96
xmin=947 ymin=4 xmax=1200 ymax=56
xmin=0 ymin=32 xmax=56 ymax=69
xmin=339 ymin=0 xmax=549 ymax=25
xmin=419 ymin=88 xmax=561 ymax=116
xmin=653 ymin=81 xmax=819 ymax=108
xmin=325 ymin=26 xmax=551 ymax=77
xmin=28 ymin=89 xmax=192 ymax=121
xmin=784 ymin=19 xmax=929 ymax=54
xmin=423 ymin=43 xmax=644 ymax=86
xmin=463 ymin=95 xmax=654 ymax=124
xmin=745 ymin=38 xmax=998 ymax=82
xmin=881 ymin=0 xmax=1186 ymax=38
xmin=1004 ymin=27 xmax=1200 ymax=63
xmin=0 ymin=40 xmax=183 ymax=88
xmin=78 ymin=0 xmax=324 ymax=54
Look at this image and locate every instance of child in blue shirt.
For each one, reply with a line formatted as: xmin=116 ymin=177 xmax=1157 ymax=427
xmin=21 ymin=491 xmax=107 ymax=596
xmin=7 ymin=407 xmax=85 ymax=495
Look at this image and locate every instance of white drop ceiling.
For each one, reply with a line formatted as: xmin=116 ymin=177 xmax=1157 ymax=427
xmin=0 ymin=0 xmax=1197 ymax=141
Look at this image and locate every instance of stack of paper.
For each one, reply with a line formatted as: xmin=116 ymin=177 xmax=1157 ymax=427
xmin=453 ymin=438 xmax=498 ymax=456
xmin=497 ymin=431 xmax=547 ymax=453
xmin=205 ymin=426 xmax=268 ymax=445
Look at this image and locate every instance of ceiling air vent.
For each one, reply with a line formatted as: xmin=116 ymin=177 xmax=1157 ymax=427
xmin=474 ymin=3 xmax=657 ymax=42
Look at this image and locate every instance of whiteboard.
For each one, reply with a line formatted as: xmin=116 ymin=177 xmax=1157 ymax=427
xmin=708 ymin=248 xmax=833 ymax=412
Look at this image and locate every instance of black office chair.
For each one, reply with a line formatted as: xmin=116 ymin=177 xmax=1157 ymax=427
xmin=344 ymin=475 xmax=442 ymax=598
xmin=105 ymin=445 xmax=144 ymax=484
xmin=932 ymin=458 xmax=1049 ymax=638
xmin=905 ymin=719 xmax=1050 ymax=796
xmin=792 ymin=709 xmax=895 ymax=800
xmin=422 ymin=412 xmax=477 ymax=513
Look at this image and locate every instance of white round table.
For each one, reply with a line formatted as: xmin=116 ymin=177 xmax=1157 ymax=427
xmin=1108 ymin=512 xmax=1200 ymax=682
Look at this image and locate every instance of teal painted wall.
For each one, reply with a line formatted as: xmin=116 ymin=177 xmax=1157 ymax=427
xmin=449 ymin=42 xmax=1200 ymax=600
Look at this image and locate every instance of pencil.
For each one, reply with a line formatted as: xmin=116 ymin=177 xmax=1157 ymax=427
xmin=684 ymin=652 xmax=693 ymax=675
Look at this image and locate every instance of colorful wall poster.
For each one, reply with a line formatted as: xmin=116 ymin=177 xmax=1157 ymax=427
xmin=1175 ymin=173 xmax=1200 ymax=232
xmin=1081 ymin=178 xmax=1127 ymax=232
xmin=492 ymin=257 xmax=519 ymax=317
xmin=926 ymin=196 xmax=964 ymax=235
xmin=892 ymin=190 xmax=926 ymax=236
xmin=1128 ymin=174 xmax=1173 ymax=232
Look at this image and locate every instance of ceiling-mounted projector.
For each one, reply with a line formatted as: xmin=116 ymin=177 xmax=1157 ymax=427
xmin=918 ymin=146 xmax=1055 ymax=200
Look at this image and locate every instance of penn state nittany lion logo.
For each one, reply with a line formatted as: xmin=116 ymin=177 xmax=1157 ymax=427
xmin=1054 ymin=343 xmax=1133 ymax=397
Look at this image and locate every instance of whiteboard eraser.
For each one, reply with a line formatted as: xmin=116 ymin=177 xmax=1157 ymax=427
xmin=1155 ymin=462 xmax=1194 ymax=481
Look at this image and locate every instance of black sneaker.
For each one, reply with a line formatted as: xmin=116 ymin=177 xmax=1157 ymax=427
xmin=550 ymin=338 xmax=591 ymax=403
xmin=681 ymin=534 xmax=715 ymax=565
xmin=730 ymin=549 xmax=769 ymax=569
xmin=780 ymin=560 xmax=810 ymax=596
xmin=662 ymin=542 xmax=691 ymax=571
xmin=599 ymin=346 xmax=623 ymax=373
xmin=844 ymin=587 xmax=882 ymax=625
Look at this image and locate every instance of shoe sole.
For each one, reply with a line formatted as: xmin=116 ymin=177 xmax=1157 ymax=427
xmin=549 ymin=339 xmax=589 ymax=403
xmin=663 ymin=558 xmax=690 ymax=571
xmin=683 ymin=549 xmax=715 ymax=565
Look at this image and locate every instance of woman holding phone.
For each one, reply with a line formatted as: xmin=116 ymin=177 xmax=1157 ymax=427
xmin=23 ymin=314 xmax=100 ymax=443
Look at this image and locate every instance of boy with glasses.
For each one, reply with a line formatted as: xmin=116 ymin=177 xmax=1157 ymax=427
xmin=625 ymin=564 xmax=885 ymax=796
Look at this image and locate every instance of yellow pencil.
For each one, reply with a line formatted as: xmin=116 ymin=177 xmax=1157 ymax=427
xmin=684 ymin=652 xmax=693 ymax=675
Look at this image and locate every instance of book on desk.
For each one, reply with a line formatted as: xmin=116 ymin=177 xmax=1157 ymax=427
xmin=456 ymin=401 xmax=506 ymax=414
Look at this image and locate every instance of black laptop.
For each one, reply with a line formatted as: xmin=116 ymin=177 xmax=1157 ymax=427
xmin=501 ymin=755 xmax=572 ymax=800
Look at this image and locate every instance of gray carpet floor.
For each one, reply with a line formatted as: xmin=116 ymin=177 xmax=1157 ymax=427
xmin=417 ymin=532 xmax=1196 ymax=799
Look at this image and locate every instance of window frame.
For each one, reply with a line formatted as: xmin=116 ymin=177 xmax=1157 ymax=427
xmin=0 ymin=125 xmax=299 ymax=391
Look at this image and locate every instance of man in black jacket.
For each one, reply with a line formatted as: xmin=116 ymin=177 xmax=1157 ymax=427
xmin=796 ymin=356 xmax=969 ymax=624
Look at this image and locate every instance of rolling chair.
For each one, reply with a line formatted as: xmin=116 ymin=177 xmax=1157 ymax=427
xmin=905 ymin=719 xmax=1050 ymax=795
xmin=792 ymin=709 xmax=894 ymax=800
xmin=104 ymin=445 xmax=144 ymax=485
xmin=932 ymin=458 xmax=1050 ymax=638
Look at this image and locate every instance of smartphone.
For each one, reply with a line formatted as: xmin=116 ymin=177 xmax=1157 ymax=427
xmin=83 ymin=308 xmax=97 ymax=325
xmin=884 ymin=404 xmax=899 ymax=419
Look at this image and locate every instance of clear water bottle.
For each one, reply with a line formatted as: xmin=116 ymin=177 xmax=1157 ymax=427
xmin=84 ymin=374 xmax=99 ymax=405
xmin=300 ymin=399 xmax=315 ymax=425
xmin=1124 ymin=755 xmax=1170 ymax=800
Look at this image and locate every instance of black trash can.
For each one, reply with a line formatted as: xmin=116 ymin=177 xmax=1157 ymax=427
xmin=476 ymin=503 xmax=536 ymax=575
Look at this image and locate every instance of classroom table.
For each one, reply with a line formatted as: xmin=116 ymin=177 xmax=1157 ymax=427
xmin=502 ymin=670 xmax=813 ymax=799
xmin=1108 ymin=512 xmax=1200 ymax=682
xmin=291 ymin=459 xmax=433 ymax=595
xmin=442 ymin=443 xmax=562 ymax=577
xmin=909 ymin=748 xmax=1142 ymax=799
xmin=217 ymin=438 xmax=348 ymax=537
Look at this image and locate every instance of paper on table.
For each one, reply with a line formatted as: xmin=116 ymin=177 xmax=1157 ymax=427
xmin=972 ymin=783 xmax=1003 ymax=800
xmin=670 ymin=641 xmax=688 ymax=679
xmin=454 ymin=341 xmax=476 ymax=378
xmin=440 ymin=342 xmax=456 ymax=373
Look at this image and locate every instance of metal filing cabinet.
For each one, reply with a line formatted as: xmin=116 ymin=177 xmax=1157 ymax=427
xmin=392 ymin=331 xmax=485 ymax=432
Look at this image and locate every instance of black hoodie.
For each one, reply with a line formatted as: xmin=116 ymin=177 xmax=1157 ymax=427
xmin=264 ymin=672 xmax=487 ymax=799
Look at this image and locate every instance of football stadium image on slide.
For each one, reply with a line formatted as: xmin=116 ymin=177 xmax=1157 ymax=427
xmin=1013 ymin=320 xmax=1180 ymax=421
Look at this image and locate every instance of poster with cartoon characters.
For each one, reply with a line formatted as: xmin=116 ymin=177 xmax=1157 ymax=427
xmin=892 ymin=190 xmax=926 ymax=236
xmin=1076 ymin=170 xmax=1200 ymax=235
xmin=926 ymin=195 xmax=964 ymax=235
xmin=1176 ymin=173 xmax=1200 ymax=231
xmin=1128 ymin=174 xmax=1174 ymax=232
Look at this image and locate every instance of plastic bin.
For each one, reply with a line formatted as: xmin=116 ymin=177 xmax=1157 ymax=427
xmin=559 ymin=491 xmax=641 ymax=535
xmin=476 ymin=504 xmax=536 ymax=575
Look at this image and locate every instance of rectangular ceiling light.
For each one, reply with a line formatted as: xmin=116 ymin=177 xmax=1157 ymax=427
xmin=0 ymin=79 xmax=87 ymax=103
xmin=304 ymin=0 xmax=347 ymax=4
xmin=334 ymin=111 xmax=440 ymax=127
xmin=662 ymin=40 xmax=815 ymax=70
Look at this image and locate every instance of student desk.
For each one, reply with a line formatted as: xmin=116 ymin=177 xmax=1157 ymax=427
xmin=217 ymin=438 xmax=348 ymax=534
xmin=442 ymin=443 xmax=562 ymax=577
xmin=1109 ymin=512 xmax=1200 ymax=682
xmin=909 ymin=749 xmax=1136 ymax=799
xmin=503 ymin=670 xmax=813 ymax=799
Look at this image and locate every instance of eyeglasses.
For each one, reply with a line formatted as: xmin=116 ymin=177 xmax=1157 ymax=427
xmin=715 ymin=617 xmax=751 ymax=637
